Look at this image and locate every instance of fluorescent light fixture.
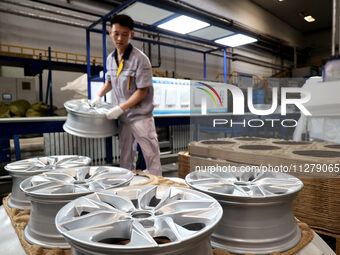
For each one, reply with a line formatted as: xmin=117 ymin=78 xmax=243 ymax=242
xmin=304 ymin=15 xmax=315 ymax=22
xmin=215 ymin=34 xmax=257 ymax=47
xmin=157 ymin=15 xmax=209 ymax=34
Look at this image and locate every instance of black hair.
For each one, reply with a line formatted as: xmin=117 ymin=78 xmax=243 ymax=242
xmin=110 ymin=14 xmax=134 ymax=30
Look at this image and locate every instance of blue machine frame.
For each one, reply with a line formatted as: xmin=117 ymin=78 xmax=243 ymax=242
xmin=83 ymin=0 xmax=264 ymax=167
xmin=0 ymin=113 xmax=300 ymax=162
xmin=84 ymin=0 xmax=257 ymax=94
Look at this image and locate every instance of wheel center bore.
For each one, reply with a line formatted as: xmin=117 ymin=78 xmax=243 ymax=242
xmin=131 ymin=210 xmax=153 ymax=219
xmin=74 ymin=180 xmax=86 ymax=184
xmin=234 ymin=181 xmax=251 ymax=186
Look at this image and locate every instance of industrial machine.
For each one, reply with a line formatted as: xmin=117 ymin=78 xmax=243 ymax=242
xmin=0 ymin=77 xmax=37 ymax=104
xmin=91 ymin=77 xmax=228 ymax=115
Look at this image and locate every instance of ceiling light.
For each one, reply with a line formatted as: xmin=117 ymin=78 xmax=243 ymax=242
xmin=299 ymin=11 xmax=316 ymax=22
xmin=215 ymin=34 xmax=257 ymax=47
xmin=304 ymin=15 xmax=315 ymax=22
xmin=157 ymin=15 xmax=210 ymax=34
xmin=278 ymin=0 xmax=284 ymax=2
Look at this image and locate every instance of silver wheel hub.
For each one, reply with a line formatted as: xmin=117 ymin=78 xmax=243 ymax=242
xmin=4 ymin=155 xmax=91 ymax=209
xmin=64 ymin=99 xmax=117 ymax=138
xmin=56 ymin=185 xmax=223 ymax=255
xmin=20 ymin=166 xmax=133 ymax=248
xmin=186 ymin=170 xmax=304 ymax=254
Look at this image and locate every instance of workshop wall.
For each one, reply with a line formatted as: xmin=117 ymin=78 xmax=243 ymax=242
xmin=0 ymin=1 xmax=302 ymax=108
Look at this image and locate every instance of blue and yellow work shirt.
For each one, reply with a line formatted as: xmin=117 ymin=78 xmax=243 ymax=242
xmin=105 ymin=44 xmax=154 ymax=123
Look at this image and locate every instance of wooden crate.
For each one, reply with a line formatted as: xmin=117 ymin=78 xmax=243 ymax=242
xmin=294 ymin=177 xmax=340 ymax=234
xmin=178 ymin=151 xmax=190 ymax=179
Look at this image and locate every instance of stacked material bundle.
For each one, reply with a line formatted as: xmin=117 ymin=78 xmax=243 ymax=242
xmin=0 ymin=100 xmax=57 ymax=118
xmin=293 ymin=178 xmax=340 ymax=234
xmin=177 ymin=151 xmax=191 ymax=179
xmin=189 ymin=138 xmax=339 ymax=177
xmin=180 ymin=137 xmax=340 ymax=234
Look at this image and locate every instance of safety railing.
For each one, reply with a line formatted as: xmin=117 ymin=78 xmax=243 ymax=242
xmin=0 ymin=44 xmax=103 ymax=65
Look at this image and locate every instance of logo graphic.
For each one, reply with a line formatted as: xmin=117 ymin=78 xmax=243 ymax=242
xmin=195 ymin=82 xmax=223 ymax=107
xmin=193 ymin=81 xmax=312 ymax=129
xmin=195 ymin=82 xmax=311 ymax=116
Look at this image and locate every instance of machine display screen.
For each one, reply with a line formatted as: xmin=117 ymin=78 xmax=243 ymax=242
xmin=22 ymin=82 xmax=31 ymax=90
xmin=2 ymin=93 xmax=12 ymax=100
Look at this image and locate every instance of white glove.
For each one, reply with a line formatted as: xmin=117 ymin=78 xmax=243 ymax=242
xmin=106 ymin=106 xmax=124 ymax=119
xmin=90 ymin=96 xmax=102 ymax=107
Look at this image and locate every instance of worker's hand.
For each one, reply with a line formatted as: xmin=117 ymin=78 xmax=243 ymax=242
xmin=89 ymin=96 xmax=102 ymax=107
xmin=106 ymin=106 xmax=124 ymax=119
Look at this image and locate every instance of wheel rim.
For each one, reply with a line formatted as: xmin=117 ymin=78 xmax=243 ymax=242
xmin=20 ymin=166 xmax=133 ymax=248
xmin=64 ymin=99 xmax=113 ymax=115
xmin=4 ymin=155 xmax=91 ymax=209
xmin=64 ymin=99 xmax=117 ymax=138
xmin=186 ymin=170 xmax=303 ymax=254
xmin=56 ymin=185 xmax=223 ymax=255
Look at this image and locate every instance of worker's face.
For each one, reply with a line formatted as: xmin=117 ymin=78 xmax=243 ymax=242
xmin=110 ymin=23 xmax=134 ymax=52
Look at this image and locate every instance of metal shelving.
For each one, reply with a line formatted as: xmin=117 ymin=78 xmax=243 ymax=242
xmin=85 ymin=0 xmax=257 ymax=97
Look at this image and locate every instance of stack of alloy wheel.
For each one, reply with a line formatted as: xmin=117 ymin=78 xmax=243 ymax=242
xmin=4 ymin=155 xmax=91 ymax=209
xmin=186 ymin=170 xmax=304 ymax=254
xmin=55 ymin=185 xmax=223 ymax=255
xmin=20 ymin=166 xmax=134 ymax=248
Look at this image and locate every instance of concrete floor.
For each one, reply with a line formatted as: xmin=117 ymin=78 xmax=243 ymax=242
xmin=162 ymin=162 xmax=179 ymax=177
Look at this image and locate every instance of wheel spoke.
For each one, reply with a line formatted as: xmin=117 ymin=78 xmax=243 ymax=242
xmin=41 ymin=172 xmax=75 ymax=183
xmin=207 ymin=184 xmax=234 ymax=194
xmin=156 ymin=200 xmax=217 ymax=215
xmin=154 ymin=187 xmax=177 ymax=210
xmin=126 ymin=221 xmax=158 ymax=247
xmin=24 ymin=183 xmax=67 ymax=193
xmin=162 ymin=207 xmax=219 ymax=228
xmin=56 ymin=156 xmax=83 ymax=166
xmin=60 ymin=210 xmax=131 ymax=231
xmin=6 ymin=161 xmax=42 ymax=170
xmin=23 ymin=165 xmax=43 ymax=172
xmin=187 ymin=178 xmax=223 ymax=186
xmin=137 ymin=186 xmax=158 ymax=209
xmin=96 ymin=192 xmax=136 ymax=212
xmin=75 ymin=167 xmax=90 ymax=182
xmin=66 ymin=219 xmax=133 ymax=244
xmin=46 ymin=156 xmax=58 ymax=165
xmin=260 ymin=184 xmax=290 ymax=195
xmin=88 ymin=181 xmax=106 ymax=191
xmin=154 ymin=216 xmax=194 ymax=241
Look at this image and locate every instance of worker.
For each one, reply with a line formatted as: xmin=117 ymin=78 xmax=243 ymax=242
xmin=91 ymin=14 xmax=162 ymax=176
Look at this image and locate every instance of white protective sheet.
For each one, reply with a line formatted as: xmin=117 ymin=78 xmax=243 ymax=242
xmin=0 ymin=206 xmax=26 ymax=255
xmin=293 ymin=78 xmax=340 ymax=141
